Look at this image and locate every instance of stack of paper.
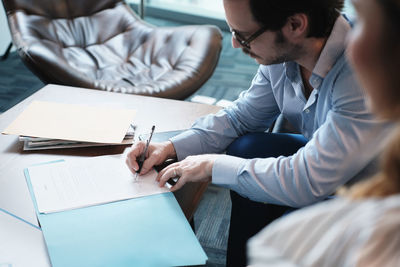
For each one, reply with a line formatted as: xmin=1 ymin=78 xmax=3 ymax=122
xmin=2 ymin=101 xmax=137 ymax=150
xmin=19 ymin=124 xmax=135 ymax=150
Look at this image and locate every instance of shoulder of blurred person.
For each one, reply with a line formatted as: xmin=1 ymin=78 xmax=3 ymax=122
xmin=247 ymin=194 xmax=400 ymax=267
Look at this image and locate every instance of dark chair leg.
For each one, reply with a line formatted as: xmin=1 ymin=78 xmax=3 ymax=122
xmin=1 ymin=42 xmax=13 ymax=61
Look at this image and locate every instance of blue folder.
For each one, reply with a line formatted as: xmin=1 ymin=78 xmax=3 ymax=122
xmin=24 ymin=164 xmax=207 ymax=267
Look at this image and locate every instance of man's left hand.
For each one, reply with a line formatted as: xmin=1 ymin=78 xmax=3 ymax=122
xmin=157 ymin=154 xmax=221 ymax=191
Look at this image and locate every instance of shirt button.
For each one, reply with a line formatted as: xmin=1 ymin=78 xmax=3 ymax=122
xmin=305 ymin=109 xmax=310 ymax=113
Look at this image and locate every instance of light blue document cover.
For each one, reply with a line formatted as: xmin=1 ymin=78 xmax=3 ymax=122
xmin=24 ymin=165 xmax=207 ymax=267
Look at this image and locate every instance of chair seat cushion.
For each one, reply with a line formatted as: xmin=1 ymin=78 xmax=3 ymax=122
xmin=8 ymin=2 xmax=222 ymax=99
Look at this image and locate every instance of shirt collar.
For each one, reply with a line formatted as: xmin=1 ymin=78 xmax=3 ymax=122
xmin=312 ymin=15 xmax=351 ymax=78
xmin=284 ymin=15 xmax=350 ymax=84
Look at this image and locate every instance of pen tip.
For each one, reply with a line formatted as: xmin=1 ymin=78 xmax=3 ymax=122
xmin=151 ymin=125 xmax=155 ymax=130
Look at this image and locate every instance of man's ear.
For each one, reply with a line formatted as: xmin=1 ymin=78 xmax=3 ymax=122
xmin=282 ymin=13 xmax=309 ymax=41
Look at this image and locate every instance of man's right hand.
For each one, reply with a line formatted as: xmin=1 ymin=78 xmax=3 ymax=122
xmin=125 ymin=141 xmax=177 ymax=176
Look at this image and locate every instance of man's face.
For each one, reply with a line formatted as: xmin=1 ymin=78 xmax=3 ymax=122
xmin=223 ymin=0 xmax=302 ymax=65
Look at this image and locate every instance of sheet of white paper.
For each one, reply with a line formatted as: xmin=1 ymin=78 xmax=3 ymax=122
xmin=27 ymin=156 xmax=170 ymax=214
xmin=0 ymin=210 xmax=51 ymax=267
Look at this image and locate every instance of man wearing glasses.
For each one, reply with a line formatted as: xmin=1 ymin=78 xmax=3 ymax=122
xmin=126 ymin=0 xmax=390 ymax=266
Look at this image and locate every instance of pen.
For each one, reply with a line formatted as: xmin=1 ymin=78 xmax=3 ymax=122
xmin=135 ymin=125 xmax=155 ymax=180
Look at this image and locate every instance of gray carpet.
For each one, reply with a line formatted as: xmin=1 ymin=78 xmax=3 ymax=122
xmin=193 ymin=185 xmax=232 ymax=266
xmin=0 ymin=15 xmax=258 ymax=267
xmin=0 ymin=52 xmax=44 ymax=113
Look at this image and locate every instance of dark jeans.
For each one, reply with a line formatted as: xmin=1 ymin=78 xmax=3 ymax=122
xmin=225 ymin=132 xmax=308 ymax=267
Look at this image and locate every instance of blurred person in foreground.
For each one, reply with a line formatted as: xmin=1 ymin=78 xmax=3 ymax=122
xmin=126 ymin=0 xmax=392 ymax=265
xmin=247 ymin=0 xmax=400 ymax=266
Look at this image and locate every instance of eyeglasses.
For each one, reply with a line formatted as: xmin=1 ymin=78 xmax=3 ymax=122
xmin=230 ymin=27 xmax=268 ymax=50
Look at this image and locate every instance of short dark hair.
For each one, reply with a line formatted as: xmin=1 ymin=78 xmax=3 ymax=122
xmin=249 ymin=0 xmax=344 ymax=38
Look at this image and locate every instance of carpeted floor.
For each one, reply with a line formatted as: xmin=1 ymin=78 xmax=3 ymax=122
xmin=0 ymin=52 xmax=44 ymax=113
xmin=0 ymin=15 xmax=258 ymax=267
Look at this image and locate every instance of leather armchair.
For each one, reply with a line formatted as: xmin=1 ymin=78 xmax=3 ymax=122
xmin=2 ymin=0 xmax=222 ymax=99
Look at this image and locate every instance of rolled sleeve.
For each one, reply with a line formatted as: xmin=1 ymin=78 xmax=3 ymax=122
xmin=170 ymin=129 xmax=204 ymax=161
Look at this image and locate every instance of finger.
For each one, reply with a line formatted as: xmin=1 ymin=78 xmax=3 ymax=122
xmin=158 ymin=167 xmax=175 ymax=186
xmin=141 ymin=145 xmax=169 ymax=175
xmin=157 ymin=162 xmax=179 ymax=182
xmin=125 ymin=152 xmax=139 ymax=175
xmin=130 ymin=167 xmax=137 ymax=176
xmin=139 ymin=156 xmax=157 ymax=175
xmin=169 ymin=175 xmax=186 ymax=192
xmin=126 ymin=154 xmax=140 ymax=173
xmin=128 ymin=141 xmax=145 ymax=156
xmin=139 ymin=151 xmax=161 ymax=175
xmin=126 ymin=142 xmax=146 ymax=171
xmin=158 ymin=167 xmax=179 ymax=187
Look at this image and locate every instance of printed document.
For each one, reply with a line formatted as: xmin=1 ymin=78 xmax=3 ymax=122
xmin=27 ymin=156 xmax=169 ymax=214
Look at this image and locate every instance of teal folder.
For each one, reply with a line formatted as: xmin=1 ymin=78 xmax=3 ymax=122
xmin=24 ymin=165 xmax=207 ymax=267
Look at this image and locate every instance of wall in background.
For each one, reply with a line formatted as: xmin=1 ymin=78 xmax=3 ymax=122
xmin=127 ymin=0 xmax=356 ymax=27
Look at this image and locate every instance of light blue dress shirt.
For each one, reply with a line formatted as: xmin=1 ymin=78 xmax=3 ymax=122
xmin=171 ymin=16 xmax=391 ymax=207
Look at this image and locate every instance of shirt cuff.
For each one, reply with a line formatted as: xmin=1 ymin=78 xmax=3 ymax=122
xmin=170 ymin=129 xmax=203 ymax=161
xmin=212 ymin=155 xmax=247 ymax=186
